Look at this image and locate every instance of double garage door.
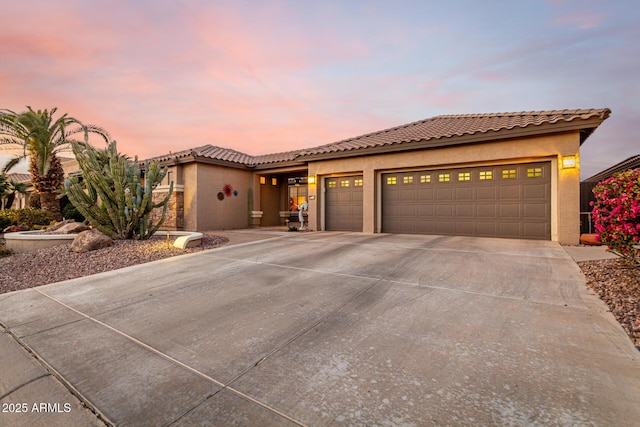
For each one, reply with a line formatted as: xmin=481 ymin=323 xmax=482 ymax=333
xmin=323 ymin=162 xmax=551 ymax=240
xmin=382 ymin=162 xmax=551 ymax=240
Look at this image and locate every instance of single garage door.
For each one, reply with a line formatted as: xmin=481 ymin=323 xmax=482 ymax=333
xmin=382 ymin=162 xmax=551 ymax=240
xmin=325 ymin=175 xmax=363 ymax=231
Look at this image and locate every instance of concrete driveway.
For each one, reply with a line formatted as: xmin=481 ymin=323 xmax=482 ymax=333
xmin=1 ymin=232 xmax=639 ymax=426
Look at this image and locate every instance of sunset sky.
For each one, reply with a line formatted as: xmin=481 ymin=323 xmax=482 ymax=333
xmin=1 ymin=0 xmax=638 ymax=179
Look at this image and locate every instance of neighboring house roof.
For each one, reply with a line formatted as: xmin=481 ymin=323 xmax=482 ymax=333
xmin=6 ymin=173 xmax=31 ymax=184
xmin=583 ymin=154 xmax=640 ymax=183
xmin=149 ymin=108 xmax=611 ymax=169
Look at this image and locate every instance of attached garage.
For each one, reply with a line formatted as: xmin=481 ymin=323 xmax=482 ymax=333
xmin=150 ymin=109 xmax=610 ymax=244
xmin=382 ymin=162 xmax=551 ymax=240
xmin=325 ymin=175 xmax=363 ymax=231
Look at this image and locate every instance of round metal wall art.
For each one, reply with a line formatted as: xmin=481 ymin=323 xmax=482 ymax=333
xmin=223 ymin=184 xmax=233 ymax=197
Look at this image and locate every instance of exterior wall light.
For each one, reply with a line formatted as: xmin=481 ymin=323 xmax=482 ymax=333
xmin=271 ymin=178 xmax=278 ymax=186
xmin=562 ymin=155 xmax=577 ymax=169
xmin=308 ymin=175 xmax=316 ymax=184
xmin=260 ymin=176 xmax=266 ymax=185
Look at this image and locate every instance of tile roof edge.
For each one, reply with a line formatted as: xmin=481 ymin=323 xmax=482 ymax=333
xmin=145 ymin=108 xmax=611 ymax=166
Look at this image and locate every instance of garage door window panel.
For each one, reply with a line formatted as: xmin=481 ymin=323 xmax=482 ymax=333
xmin=527 ymin=167 xmax=543 ymax=178
xmin=502 ymin=169 xmax=517 ymax=179
xmin=458 ymin=172 xmax=471 ymax=181
xmin=479 ymin=171 xmax=493 ymax=180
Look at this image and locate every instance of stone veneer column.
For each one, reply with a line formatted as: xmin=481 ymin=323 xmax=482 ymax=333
xmin=151 ymin=185 xmax=184 ymax=230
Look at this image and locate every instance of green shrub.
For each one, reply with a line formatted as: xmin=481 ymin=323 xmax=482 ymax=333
xmin=62 ymin=202 xmax=85 ymax=222
xmin=15 ymin=208 xmax=55 ymax=229
xmin=0 ymin=208 xmax=54 ymax=230
xmin=0 ymin=210 xmax=18 ymax=230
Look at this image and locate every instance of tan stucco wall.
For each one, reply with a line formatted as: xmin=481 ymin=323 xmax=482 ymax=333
xmin=182 ymin=163 xmax=253 ymax=231
xmin=306 ymin=131 xmax=582 ymax=244
xmin=183 ymin=163 xmax=198 ymax=230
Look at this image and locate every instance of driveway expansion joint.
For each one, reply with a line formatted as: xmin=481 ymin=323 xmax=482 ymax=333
xmin=29 ymin=287 xmax=309 ymax=427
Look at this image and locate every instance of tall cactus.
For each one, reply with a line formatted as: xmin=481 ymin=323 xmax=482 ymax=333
xmin=62 ymin=140 xmax=173 ymax=239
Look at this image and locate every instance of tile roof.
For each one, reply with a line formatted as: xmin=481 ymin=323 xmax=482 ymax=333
xmin=148 ymin=109 xmax=611 ymax=167
xmin=147 ymin=145 xmax=253 ymax=165
xmin=583 ymin=154 xmax=640 ymax=183
xmin=6 ymin=172 xmax=31 ymax=183
xmin=295 ymin=109 xmax=611 ymax=157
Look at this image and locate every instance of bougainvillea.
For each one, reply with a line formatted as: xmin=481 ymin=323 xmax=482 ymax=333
xmin=591 ymin=168 xmax=640 ymax=266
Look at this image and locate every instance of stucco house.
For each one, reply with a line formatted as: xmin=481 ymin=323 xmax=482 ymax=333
xmin=147 ymin=108 xmax=610 ymax=245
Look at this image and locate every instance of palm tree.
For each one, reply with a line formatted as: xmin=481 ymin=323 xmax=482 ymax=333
xmin=0 ymin=174 xmax=9 ymax=207
xmin=2 ymin=178 xmax=29 ymax=209
xmin=0 ymin=107 xmax=110 ymax=220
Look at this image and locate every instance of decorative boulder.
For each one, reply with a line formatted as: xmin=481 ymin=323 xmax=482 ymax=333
xmin=56 ymin=222 xmax=90 ymax=234
xmin=3 ymin=225 xmax=28 ymax=233
xmin=46 ymin=219 xmax=76 ymax=232
xmin=71 ymin=229 xmax=113 ymax=253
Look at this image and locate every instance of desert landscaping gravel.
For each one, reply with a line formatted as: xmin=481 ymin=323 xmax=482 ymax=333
xmin=579 ymin=259 xmax=640 ymax=351
xmin=0 ymin=234 xmax=228 ymax=294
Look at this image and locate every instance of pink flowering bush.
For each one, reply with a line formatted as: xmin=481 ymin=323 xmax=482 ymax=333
xmin=591 ymin=168 xmax=640 ymax=266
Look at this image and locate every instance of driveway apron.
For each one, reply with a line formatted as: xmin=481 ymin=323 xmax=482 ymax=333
xmin=1 ymin=232 xmax=639 ymax=426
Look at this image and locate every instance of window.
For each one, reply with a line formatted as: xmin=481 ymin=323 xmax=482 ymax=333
xmin=288 ymin=185 xmax=307 ymax=212
xmin=502 ymin=169 xmax=516 ymax=179
xmin=527 ymin=167 xmax=542 ymax=178
xmin=438 ymin=173 xmax=450 ymax=183
xmin=341 ymin=180 xmax=350 ymax=187
xmin=403 ymin=176 xmax=414 ymax=184
xmin=458 ymin=172 xmax=471 ymax=181
xmin=386 ymin=176 xmax=397 ymax=185
xmin=479 ymin=171 xmax=493 ymax=180
xmin=328 ymin=180 xmax=337 ymax=188
xmin=420 ymin=175 xmax=431 ymax=183
xmin=354 ymin=179 xmax=363 ymax=187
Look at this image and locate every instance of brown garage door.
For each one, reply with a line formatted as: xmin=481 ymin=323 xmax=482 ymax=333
xmin=382 ymin=162 xmax=551 ymax=240
xmin=325 ymin=176 xmax=363 ymax=231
